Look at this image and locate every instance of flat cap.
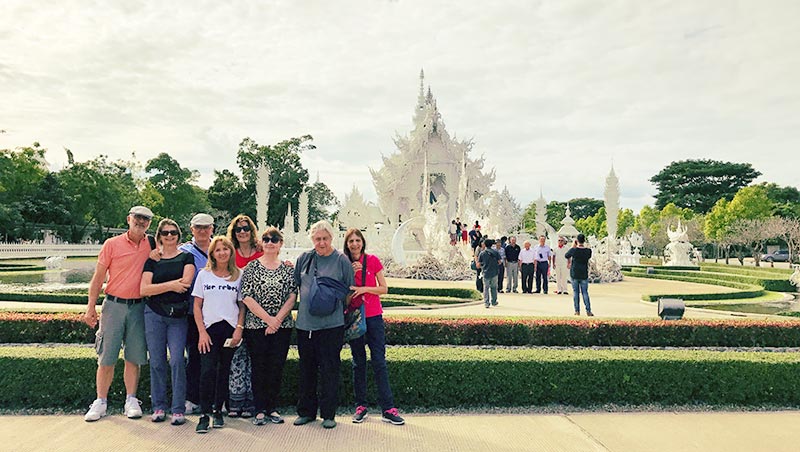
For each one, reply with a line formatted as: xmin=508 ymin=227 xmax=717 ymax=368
xmin=190 ymin=213 xmax=214 ymax=226
xmin=129 ymin=206 xmax=154 ymax=219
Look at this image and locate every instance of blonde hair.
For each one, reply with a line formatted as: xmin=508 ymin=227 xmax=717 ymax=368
xmin=226 ymin=214 xmax=258 ymax=250
xmin=205 ymin=236 xmax=240 ymax=280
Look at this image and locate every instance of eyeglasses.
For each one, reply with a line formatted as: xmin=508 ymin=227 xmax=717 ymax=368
xmin=262 ymin=236 xmax=281 ymax=244
xmin=192 ymin=224 xmax=212 ymax=230
xmin=159 ymin=230 xmax=179 ymax=237
xmin=133 ymin=214 xmax=151 ymax=222
xmin=234 ymin=225 xmax=251 ymax=233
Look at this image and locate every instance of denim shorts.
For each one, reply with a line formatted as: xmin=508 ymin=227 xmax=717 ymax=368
xmin=95 ymin=298 xmax=148 ymax=366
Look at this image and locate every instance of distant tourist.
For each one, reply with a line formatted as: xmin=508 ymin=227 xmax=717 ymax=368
xmin=83 ymin=206 xmax=154 ymax=422
xmin=469 ymin=222 xmax=482 ymax=249
xmin=449 ymin=219 xmax=458 ymax=246
xmin=140 ymin=218 xmax=195 ymax=425
xmin=519 ymin=240 xmax=536 ymax=294
xmin=192 ymin=236 xmax=245 ymax=433
xmin=477 ymin=238 xmax=502 ymax=308
xmin=343 ymin=228 xmax=405 ymax=426
xmin=494 ymin=240 xmax=506 ymax=293
xmin=180 ymin=213 xmax=215 ymax=415
xmin=225 ymin=214 xmax=262 ymax=419
xmin=240 ymin=226 xmax=297 ymax=426
xmin=504 ymin=236 xmax=521 ymax=293
xmin=293 ymin=220 xmax=355 ymax=429
xmin=533 ymin=235 xmax=553 ymax=294
xmin=566 ymin=234 xmax=593 ymax=316
xmin=472 ymin=237 xmax=485 ymax=293
xmin=553 ymin=236 xmax=570 ymax=295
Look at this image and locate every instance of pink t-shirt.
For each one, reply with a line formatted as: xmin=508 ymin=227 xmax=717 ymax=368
xmin=354 ymin=254 xmax=384 ymax=318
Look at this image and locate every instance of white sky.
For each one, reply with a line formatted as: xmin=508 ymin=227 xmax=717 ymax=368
xmin=2 ymin=0 xmax=799 ymax=213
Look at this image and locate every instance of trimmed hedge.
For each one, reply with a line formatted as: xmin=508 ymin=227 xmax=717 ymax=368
xmin=5 ymin=313 xmax=800 ymax=347
xmin=0 ymin=263 xmax=46 ymax=272
xmin=622 ymin=271 xmax=765 ymax=302
xmin=0 ymin=292 xmax=97 ymax=304
xmin=2 ymin=346 xmax=800 ymax=410
xmin=388 ymin=286 xmax=482 ymax=300
xmin=0 ymin=287 xmax=481 ymax=306
xmin=702 ymin=262 xmax=793 ymax=276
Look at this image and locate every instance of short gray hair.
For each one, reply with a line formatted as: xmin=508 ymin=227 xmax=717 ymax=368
xmin=309 ymin=220 xmax=335 ymax=240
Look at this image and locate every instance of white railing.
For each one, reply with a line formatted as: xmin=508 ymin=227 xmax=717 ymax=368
xmin=0 ymin=244 xmax=102 ymax=259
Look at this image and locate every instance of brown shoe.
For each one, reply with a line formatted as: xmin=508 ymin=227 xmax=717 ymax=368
xmin=574 ymin=311 xmax=580 ymax=316
xmin=587 ymin=312 xmax=594 ymax=317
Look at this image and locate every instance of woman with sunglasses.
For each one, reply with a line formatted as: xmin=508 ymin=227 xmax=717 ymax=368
xmin=224 ymin=214 xmax=262 ymax=418
xmin=192 ymin=236 xmax=245 ymax=434
xmin=140 ymin=219 xmax=196 ymax=425
xmin=344 ymin=228 xmax=405 ymax=426
xmin=240 ymin=227 xmax=297 ymax=425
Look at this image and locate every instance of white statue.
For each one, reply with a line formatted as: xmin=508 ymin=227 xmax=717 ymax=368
xmin=255 ymin=165 xmax=270 ymax=233
xmin=664 ymin=220 xmax=694 ymax=266
xmin=790 ymin=264 xmax=800 ymax=288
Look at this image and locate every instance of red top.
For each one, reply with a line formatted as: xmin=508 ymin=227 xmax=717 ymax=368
xmin=352 ymin=254 xmax=385 ymax=318
xmin=235 ymin=248 xmax=264 ymax=269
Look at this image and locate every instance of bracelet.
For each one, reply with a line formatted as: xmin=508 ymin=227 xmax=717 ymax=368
xmin=236 ymin=324 xmax=243 ymax=329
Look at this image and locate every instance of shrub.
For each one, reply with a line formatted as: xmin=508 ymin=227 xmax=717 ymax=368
xmin=5 ymin=313 xmax=800 ymax=348
xmin=622 ymin=271 xmax=765 ymax=301
xmin=0 ymin=292 xmax=96 ymax=304
xmin=2 ymin=346 xmax=800 ymax=410
xmin=388 ymin=287 xmax=482 ymax=300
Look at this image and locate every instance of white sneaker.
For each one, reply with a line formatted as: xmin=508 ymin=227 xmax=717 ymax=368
xmin=185 ymin=400 xmax=199 ymax=415
xmin=124 ymin=397 xmax=143 ymax=419
xmin=84 ymin=399 xmax=107 ymax=422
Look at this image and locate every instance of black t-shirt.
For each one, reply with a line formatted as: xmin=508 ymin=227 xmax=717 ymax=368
xmin=505 ymin=244 xmax=521 ymax=262
xmin=143 ymin=252 xmax=195 ymax=305
xmin=565 ymin=247 xmax=592 ymax=280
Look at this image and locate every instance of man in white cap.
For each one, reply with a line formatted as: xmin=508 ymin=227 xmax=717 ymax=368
xmin=179 ymin=212 xmax=215 ymax=414
xmin=552 ymin=236 xmax=570 ymax=295
xmin=83 ymin=206 xmax=154 ymax=422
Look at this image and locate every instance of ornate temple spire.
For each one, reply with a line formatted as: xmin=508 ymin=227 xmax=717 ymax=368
xmin=414 ymin=68 xmax=427 ymax=125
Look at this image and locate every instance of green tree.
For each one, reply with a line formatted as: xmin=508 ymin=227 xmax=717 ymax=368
xmin=727 ymin=186 xmax=774 ymax=221
xmin=0 ymin=144 xmax=49 ymax=240
xmin=145 ymin=153 xmax=209 ymax=225
xmin=207 ymin=169 xmax=250 ymax=223
xmin=59 ymin=155 xmax=141 ymax=242
xmin=704 ymin=198 xmax=734 ymax=262
xmin=236 ymin=136 xmax=312 ymax=228
xmin=575 ymin=207 xmax=606 ymax=238
xmin=649 ymin=160 xmax=760 ymax=212
xmin=759 ymin=182 xmax=800 ymax=219
xmin=307 ymin=180 xmax=339 ymax=225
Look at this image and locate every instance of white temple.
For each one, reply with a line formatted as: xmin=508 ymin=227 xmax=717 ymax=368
xmin=368 ymin=69 xmax=517 ymax=248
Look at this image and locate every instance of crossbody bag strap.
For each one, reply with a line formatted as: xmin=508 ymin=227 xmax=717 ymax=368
xmin=361 ymin=254 xmax=367 ymax=286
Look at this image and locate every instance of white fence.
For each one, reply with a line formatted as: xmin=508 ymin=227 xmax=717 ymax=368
xmin=0 ymin=244 xmax=103 ymax=259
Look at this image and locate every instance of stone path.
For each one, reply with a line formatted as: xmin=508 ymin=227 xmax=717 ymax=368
xmin=3 ymin=411 xmax=799 ymax=452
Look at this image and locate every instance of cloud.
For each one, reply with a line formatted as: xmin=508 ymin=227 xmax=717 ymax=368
xmin=1 ymin=0 xmax=799 ymax=216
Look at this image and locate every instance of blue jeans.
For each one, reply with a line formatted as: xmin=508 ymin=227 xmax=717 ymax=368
xmin=349 ymin=315 xmax=395 ymax=411
xmin=572 ymin=279 xmax=591 ymax=313
xmin=144 ymin=305 xmax=188 ymax=414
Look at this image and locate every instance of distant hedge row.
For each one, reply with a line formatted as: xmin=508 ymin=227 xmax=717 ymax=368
xmin=0 ymin=286 xmax=481 ymax=305
xmin=622 ymin=271 xmax=765 ymax=302
xmin=4 ymin=313 xmax=800 ymax=348
xmin=2 ymin=346 xmax=799 ymax=410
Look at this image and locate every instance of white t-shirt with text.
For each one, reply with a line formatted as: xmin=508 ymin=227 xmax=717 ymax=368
xmin=191 ymin=269 xmax=242 ymax=328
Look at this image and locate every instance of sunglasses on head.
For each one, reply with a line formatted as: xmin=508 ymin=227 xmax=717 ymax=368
xmin=159 ymin=230 xmax=179 ymax=236
xmin=234 ymin=225 xmax=251 ymax=233
xmin=262 ymin=236 xmax=281 ymax=244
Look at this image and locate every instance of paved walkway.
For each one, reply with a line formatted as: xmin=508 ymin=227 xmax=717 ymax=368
xmin=387 ymin=276 xmax=761 ymax=319
xmin=0 ymin=276 xmax=786 ymax=319
xmin=2 ymin=411 xmax=799 ymax=452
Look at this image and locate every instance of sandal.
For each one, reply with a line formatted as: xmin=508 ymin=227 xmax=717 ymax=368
xmin=227 ymin=409 xmax=241 ymax=418
xmin=240 ymin=410 xmax=253 ymax=418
